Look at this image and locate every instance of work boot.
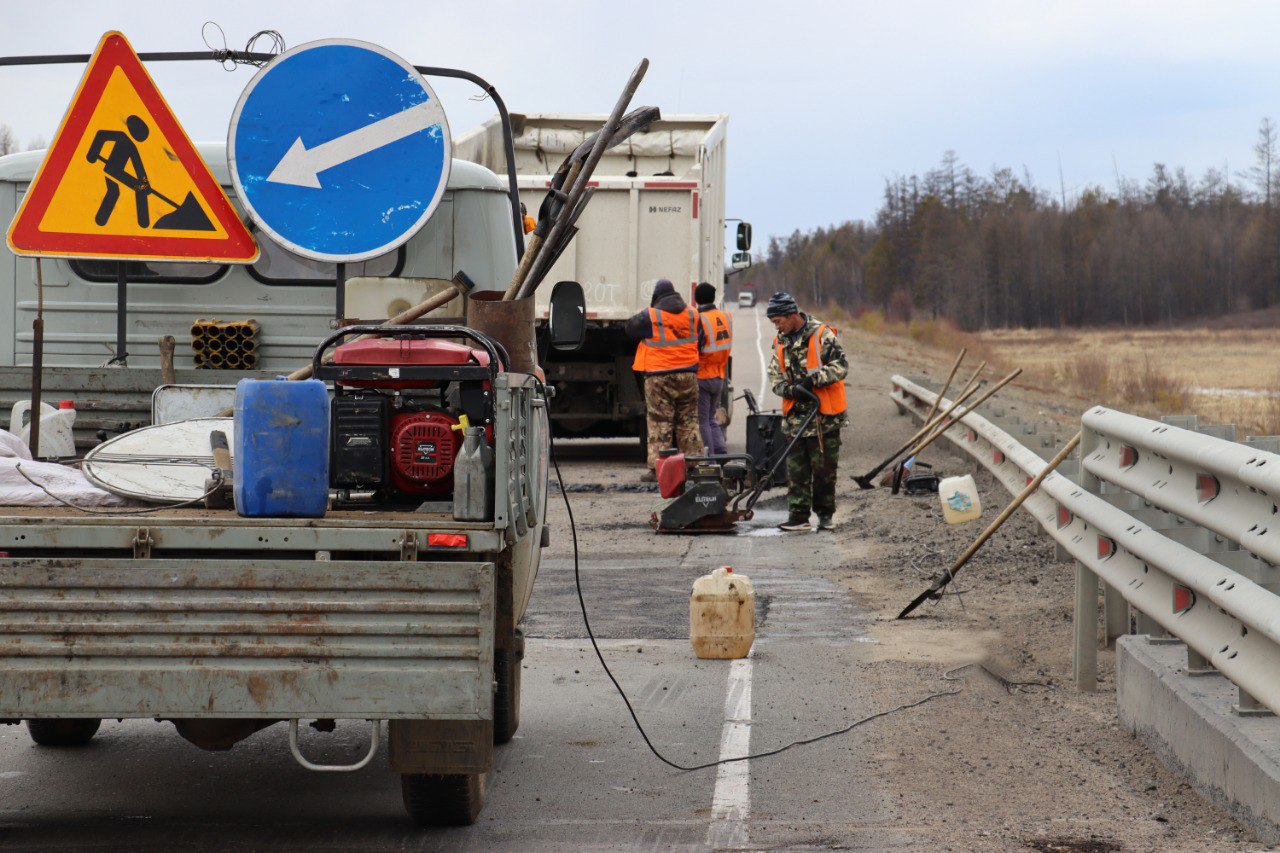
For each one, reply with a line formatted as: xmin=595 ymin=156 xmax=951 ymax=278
xmin=817 ymin=515 xmax=835 ymax=531
xmin=778 ymin=513 xmax=811 ymax=532
xmin=640 ymin=469 xmax=657 ymax=483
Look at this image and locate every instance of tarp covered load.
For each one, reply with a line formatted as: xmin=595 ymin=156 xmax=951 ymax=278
xmin=0 ymin=431 xmax=131 ymax=507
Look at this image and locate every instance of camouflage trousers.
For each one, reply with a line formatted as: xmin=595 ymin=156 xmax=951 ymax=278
xmin=644 ymin=371 xmax=702 ymax=469
xmin=784 ymin=427 xmax=841 ymax=518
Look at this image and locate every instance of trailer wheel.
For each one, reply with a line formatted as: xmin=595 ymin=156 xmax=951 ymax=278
xmin=26 ymin=718 xmax=101 ymax=747
xmin=401 ymin=772 xmax=486 ymax=825
xmin=493 ymin=628 xmax=524 ymax=744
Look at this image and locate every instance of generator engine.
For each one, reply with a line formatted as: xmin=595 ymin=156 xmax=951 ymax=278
xmin=314 ymin=326 xmax=502 ymax=505
xmin=388 ymin=408 xmax=459 ymax=495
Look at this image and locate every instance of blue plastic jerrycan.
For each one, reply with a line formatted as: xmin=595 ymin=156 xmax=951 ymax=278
xmin=233 ymin=377 xmax=330 ymax=518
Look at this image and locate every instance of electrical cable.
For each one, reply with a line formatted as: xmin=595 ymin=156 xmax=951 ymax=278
xmin=547 ymin=418 xmax=969 ymax=772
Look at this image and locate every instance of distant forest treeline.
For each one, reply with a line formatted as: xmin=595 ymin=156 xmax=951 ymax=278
xmin=751 ymin=120 xmax=1280 ymax=329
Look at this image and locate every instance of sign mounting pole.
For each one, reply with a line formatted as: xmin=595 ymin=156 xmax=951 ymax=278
xmin=335 ymin=262 xmax=346 ymax=327
xmin=113 ymin=261 xmax=128 ymax=365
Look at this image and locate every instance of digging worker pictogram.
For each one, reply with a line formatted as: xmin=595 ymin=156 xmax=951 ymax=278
xmin=627 ymin=278 xmax=706 ymax=481
xmin=694 ymin=281 xmax=732 ymax=455
xmin=87 ymin=115 xmax=152 ymax=228
xmin=766 ymin=291 xmax=848 ymax=531
xmin=85 ymin=115 xmax=215 ymax=232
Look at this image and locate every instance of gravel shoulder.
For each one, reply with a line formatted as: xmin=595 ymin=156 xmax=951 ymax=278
xmin=837 ymin=328 xmax=1256 ymax=851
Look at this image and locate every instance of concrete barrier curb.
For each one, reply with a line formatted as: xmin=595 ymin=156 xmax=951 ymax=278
xmin=1118 ymin=635 xmax=1280 ymax=843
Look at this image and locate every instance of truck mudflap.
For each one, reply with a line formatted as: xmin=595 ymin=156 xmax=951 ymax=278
xmin=0 ymin=557 xmax=494 ymax=720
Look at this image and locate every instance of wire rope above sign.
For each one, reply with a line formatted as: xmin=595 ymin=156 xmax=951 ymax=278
xmin=227 ymin=38 xmax=452 ymax=264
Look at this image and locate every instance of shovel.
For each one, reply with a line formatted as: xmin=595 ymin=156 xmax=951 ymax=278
xmin=853 ymin=362 xmax=987 ymax=490
xmin=922 ymin=348 xmax=966 ymax=427
xmin=897 ymin=432 xmax=1081 ymax=619
xmin=896 ymin=368 xmax=1023 ymax=467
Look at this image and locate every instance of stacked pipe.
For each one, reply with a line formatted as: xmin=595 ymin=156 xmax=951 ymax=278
xmin=190 ymin=319 xmax=261 ymax=370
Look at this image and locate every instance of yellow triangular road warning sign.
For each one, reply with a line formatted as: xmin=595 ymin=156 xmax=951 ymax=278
xmin=6 ymin=31 xmax=258 ymax=263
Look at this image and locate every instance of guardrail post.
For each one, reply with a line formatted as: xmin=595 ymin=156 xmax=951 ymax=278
xmin=1197 ymin=423 xmax=1237 ymax=442
xmin=1236 ymin=689 xmax=1276 ymax=716
xmin=1103 ymin=587 xmax=1129 ymax=646
xmin=1160 ymin=414 xmax=1198 ymax=431
xmin=1073 ymin=561 xmax=1099 ymax=692
xmin=1079 ymin=418 xmax=1130 ymax=648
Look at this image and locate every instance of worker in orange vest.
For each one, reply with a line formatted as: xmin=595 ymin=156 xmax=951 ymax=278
xmin=694 ymin=282 xmax=732 ymax=455
xmin=766 ymin=292 xmax=848 ymax=531
xmin=626 ymin=279 xmax=706 ymax=481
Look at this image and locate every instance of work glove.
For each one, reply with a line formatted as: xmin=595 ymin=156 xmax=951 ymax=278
xmin=798 ymin=375 xmax=815 ymax=391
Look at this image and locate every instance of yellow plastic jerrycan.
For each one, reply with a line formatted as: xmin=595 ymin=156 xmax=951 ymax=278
xmin=690 ymin=566 xmax=755 ymax=659
xmin=939 ymin=474 xmax=983 ymax=524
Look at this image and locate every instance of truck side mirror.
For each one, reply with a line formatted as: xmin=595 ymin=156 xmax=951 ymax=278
xmin=548 ymin=280 xmax=587 ymax=352
xmin=736 ymin=222 xmax=753 ymax=252
xmin=731 ymin=252 xmax=752 ymax=271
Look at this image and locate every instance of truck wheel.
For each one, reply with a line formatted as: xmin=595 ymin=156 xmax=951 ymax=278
xmin=26 ymin=718 xmax=101 ymax=747
xmin=401 ymin=772 xmax=486 ymax=825
xmin=493 ymin=628 xmax=524 ymax=744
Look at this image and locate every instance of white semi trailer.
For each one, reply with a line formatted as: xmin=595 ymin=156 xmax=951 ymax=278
xmin=456 ymin=113 xmax=749 ymax=439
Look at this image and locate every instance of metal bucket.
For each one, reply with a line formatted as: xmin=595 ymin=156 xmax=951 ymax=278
xmin=467 ymin=291 xmax=537 ymax=374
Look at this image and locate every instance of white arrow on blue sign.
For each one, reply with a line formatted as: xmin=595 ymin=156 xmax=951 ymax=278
xmin=227 ymin=38 xmax=452 ymax=264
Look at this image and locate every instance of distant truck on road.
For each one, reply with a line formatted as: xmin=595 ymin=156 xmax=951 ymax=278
xmin=738 ymin=286 xmax=757 ymax=308
xmin=456 ymin=113 xmax=750 ymax=440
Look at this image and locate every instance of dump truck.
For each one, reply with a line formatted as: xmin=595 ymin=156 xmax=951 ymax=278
xmin=456 ymin=113 xmax=750 ymax=439
xmin=0 ymin=49 xmax=579 ymax=825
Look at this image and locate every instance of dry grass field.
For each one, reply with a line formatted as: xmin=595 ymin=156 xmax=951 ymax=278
xmin=978 ymin=326 xmax=1280 ymax=435
xmin=834 ymin=305 xmax=1280 ymax=434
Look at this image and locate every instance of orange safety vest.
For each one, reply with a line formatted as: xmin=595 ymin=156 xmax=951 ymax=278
xmin=776 ymin=325 xmax=847 ymax=416
xmin=696 ymin=308 xmax=733 ymax=379
xmin=632 ymin=306 xmax=700 ymax=373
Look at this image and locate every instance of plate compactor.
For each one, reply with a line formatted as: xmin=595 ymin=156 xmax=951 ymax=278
xmin=651 ymin=387 xmax=818 ymax=533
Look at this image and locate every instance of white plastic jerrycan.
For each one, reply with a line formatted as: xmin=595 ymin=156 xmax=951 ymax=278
xmin=10 ymin=399 xmax=77 ymax=458
xmin=939 ymin=474 xmax=982 ymax=524
xmin=690 ymin=566 xmax=755 ymax=659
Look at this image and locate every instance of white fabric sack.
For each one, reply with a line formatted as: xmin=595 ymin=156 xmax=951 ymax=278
xmin=0 ymin=429 xmax=131 ymax=507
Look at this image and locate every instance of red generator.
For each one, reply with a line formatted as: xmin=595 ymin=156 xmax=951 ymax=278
xmin=312 ymin=325 xmax=503 ymax=505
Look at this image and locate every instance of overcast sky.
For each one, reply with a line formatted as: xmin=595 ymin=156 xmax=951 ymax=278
xmin=4 ymin=1 xmax=1280 ymax=248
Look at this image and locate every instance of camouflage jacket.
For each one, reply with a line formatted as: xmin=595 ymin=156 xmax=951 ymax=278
xmin=767 ymin=314 xmax=849 ymax=437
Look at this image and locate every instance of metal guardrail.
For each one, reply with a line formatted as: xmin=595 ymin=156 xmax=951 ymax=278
xmin=890 ymin=376 xmax=1280 ymax=716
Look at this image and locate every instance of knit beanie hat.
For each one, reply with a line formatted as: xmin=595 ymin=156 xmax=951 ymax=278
xmin=651 ymin=279 xmax=676 ymax=305
xmin=766 ymin=291 xmax=799 ymax=318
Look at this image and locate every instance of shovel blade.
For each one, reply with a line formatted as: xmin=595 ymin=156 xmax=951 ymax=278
xmin=154 ymin=193 xmax=215 ymax=232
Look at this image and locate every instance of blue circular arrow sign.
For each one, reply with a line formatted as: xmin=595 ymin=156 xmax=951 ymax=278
xmin=228 ymin=39 xmax=451 ymax=264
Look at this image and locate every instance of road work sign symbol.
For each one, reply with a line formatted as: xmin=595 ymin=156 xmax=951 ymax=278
xmin=6 ymin=31 xmax=258 ymax=263
xmin=228 ymin=38 xmax=452 ymax=264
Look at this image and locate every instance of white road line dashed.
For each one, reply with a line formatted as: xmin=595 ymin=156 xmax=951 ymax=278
xmin=753 ymin=306 xmax=768 ymax=401
xmin=706 ymin=652 xmax=752 ymax=849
